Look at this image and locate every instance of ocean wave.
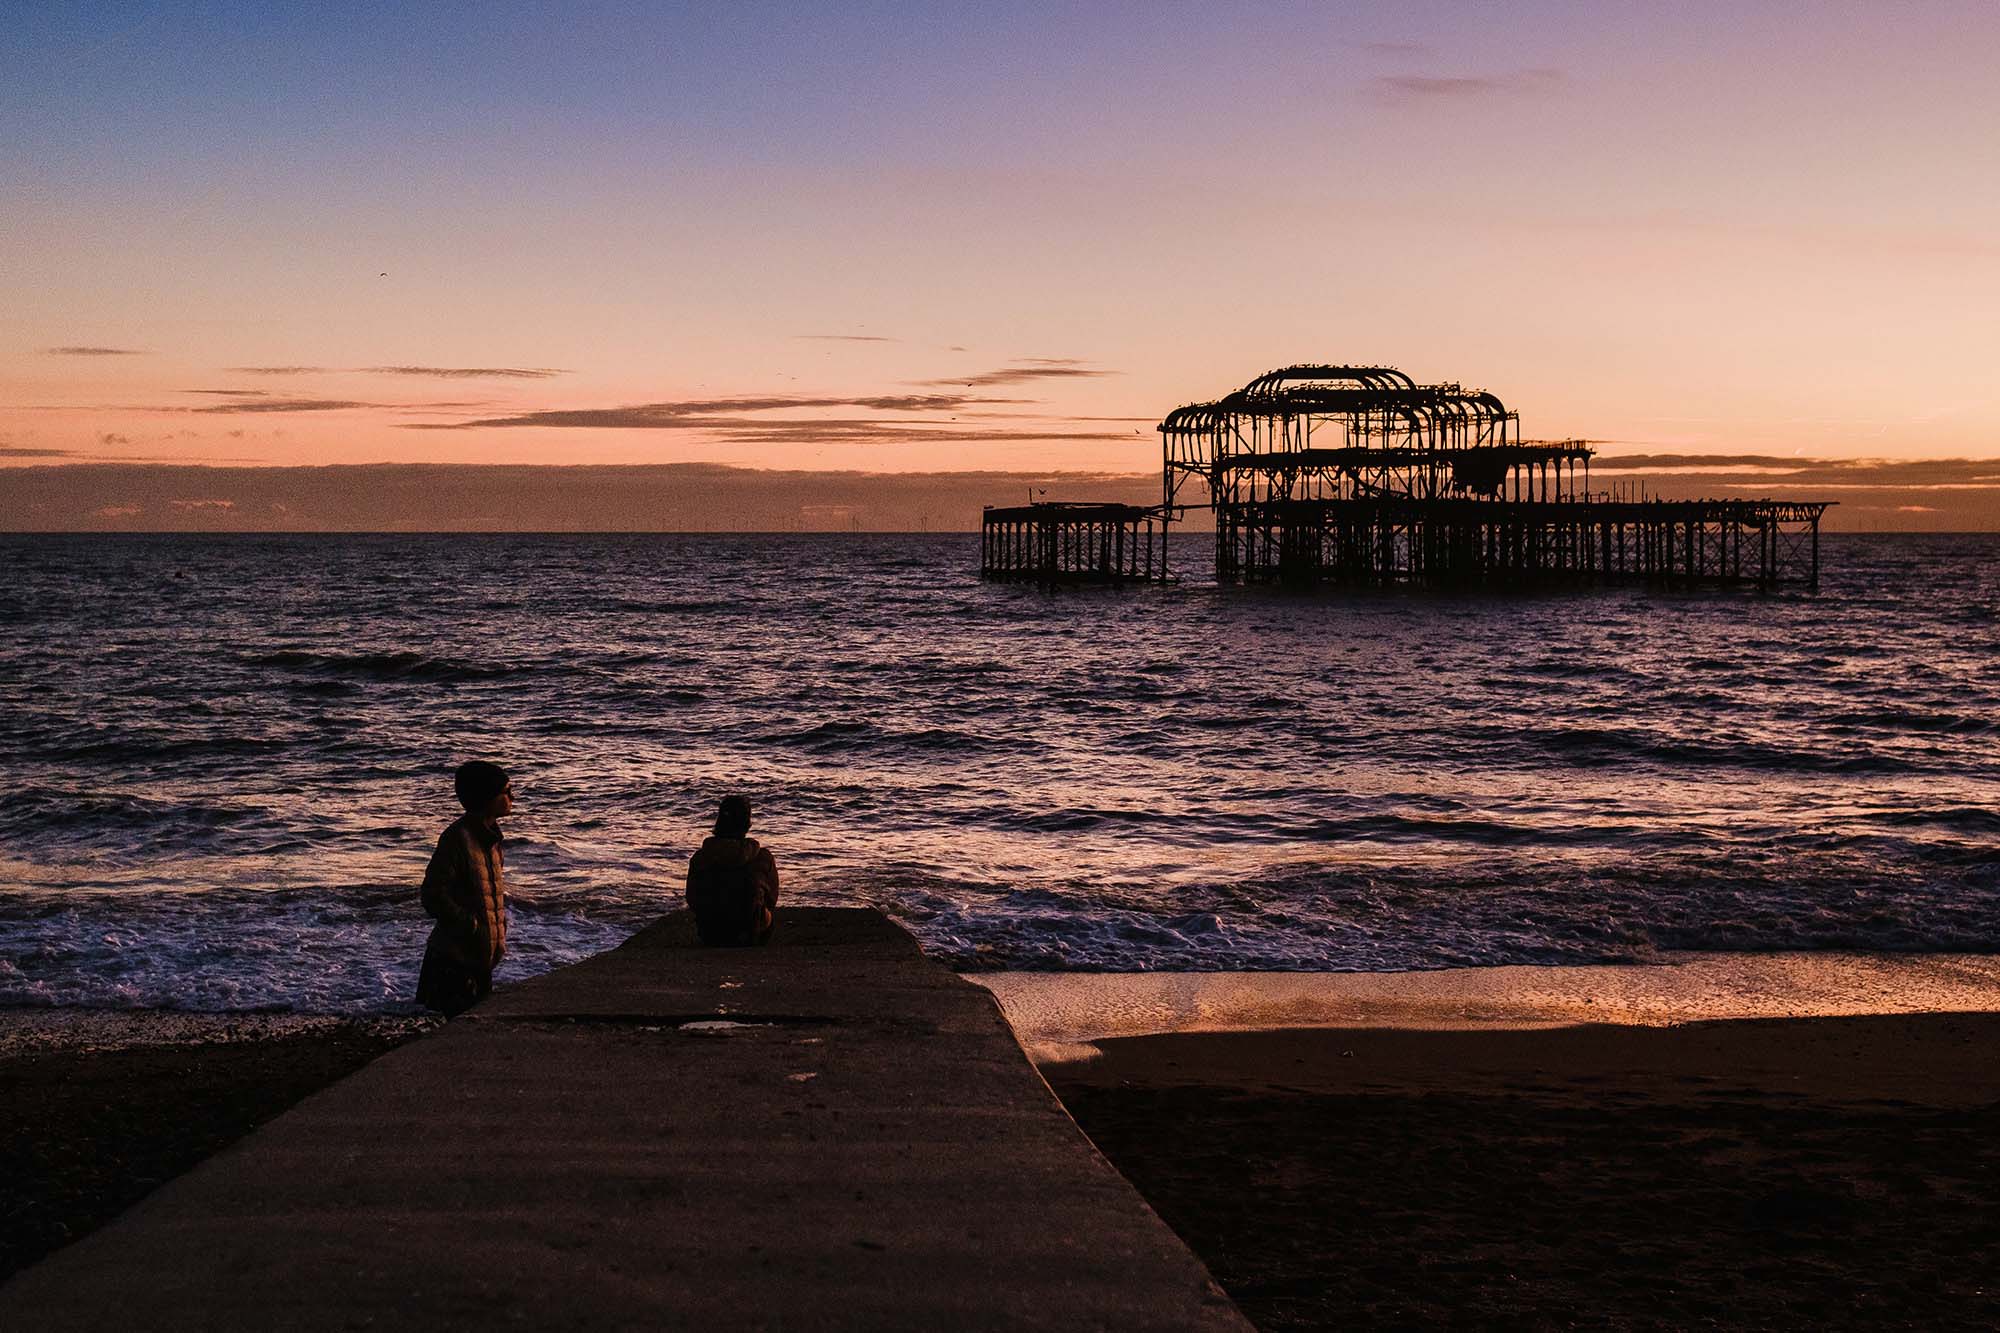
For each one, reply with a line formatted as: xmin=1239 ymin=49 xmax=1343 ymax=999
xmin=23 ymin=840 xmax=1984 ymax=1009
xmin=877 ymin=848 xmax=2000 ymax=973
xmin=755 ymin=719 xmax=1031 ymax=758
xmin=0 ymin=885 xmax=642 ymax=1013
xmin=1516 ymin=725 xmax=1931 ymax=775
xmin=0 ymin=786 xmax=268 ymax=848
xmin=22 ymin=730 xmax=310 ymax=765
xmin=1823 ymin=708 xmax=1997 ymax=735
xmin=1857 ymin=806 xmax=2000 ymax=836
xmin=245 ymin=648 xmax=573 ymax=682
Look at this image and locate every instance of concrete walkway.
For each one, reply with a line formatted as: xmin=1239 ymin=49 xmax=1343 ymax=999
xmin=3 ymin=909 xmax=1248 ymax=1330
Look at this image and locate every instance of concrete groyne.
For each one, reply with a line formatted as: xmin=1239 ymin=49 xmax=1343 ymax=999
xmin=2 ymin=908 xmax=1247 ymax=1330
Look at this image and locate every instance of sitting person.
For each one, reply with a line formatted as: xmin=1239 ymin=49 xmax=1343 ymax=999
xmin=416 ymin=760 xmax=512 ymax=1015
xmin=686 ymin=795 xmax=779 ymax=946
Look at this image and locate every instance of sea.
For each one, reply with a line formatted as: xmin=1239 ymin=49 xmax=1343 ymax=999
xmin=0 ymin=532 xmax=1995 ymax=1014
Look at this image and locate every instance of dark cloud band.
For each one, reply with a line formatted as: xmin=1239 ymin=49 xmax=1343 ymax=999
xmin=225 ymin=365 xmax=565 ymax=378
xmin=192 ymin=399 xmax=375 ymax=414
xmin=915 ymin=361 xmax=1115 ymax=388
xmin=361 ymin=366 xmax=567 ymax=379
xmin=428 ymin=393 xmax=1025 ymax=430
xmin=1592 ymin=454 xmax=2000 ymax=488
xmin=1376 ymin=68 xmax=1564 ymax=100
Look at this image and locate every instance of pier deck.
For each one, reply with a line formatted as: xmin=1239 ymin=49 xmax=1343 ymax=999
xmin=1217 ymin=496 xmax=1827 ymax=588
xmin=981 ymin=501 xmax=1172 ymax=586
xmin=1 ymin=909 xmax=1245 ymax=1331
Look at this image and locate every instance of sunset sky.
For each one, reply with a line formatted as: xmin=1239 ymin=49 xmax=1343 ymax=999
xmin=4 ymin=2 xmax=1998 ymax=524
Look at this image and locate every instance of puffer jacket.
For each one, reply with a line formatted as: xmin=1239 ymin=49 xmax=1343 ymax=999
xmin=421 ymin=814 xmax=507 ymax=968
xmin=685 ymin=836 xmax=779 ymax=913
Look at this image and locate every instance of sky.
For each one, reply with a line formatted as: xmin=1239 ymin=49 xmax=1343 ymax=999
xmin=4 ymin=2 xmax=1999 ymax=526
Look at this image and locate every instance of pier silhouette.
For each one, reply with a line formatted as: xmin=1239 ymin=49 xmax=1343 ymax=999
xmin=983 ymin=364 xmax=1830 ymax=589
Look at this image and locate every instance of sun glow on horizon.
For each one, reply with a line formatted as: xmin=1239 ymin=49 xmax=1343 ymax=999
xmin=4 ymin=2 xmax=1998 ymax=528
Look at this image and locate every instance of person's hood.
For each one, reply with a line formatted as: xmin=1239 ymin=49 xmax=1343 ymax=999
xmin=692 ymin=835 xmax=762 ymax=867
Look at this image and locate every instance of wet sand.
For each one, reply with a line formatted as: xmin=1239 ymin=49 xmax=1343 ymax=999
xmin=976 ymin=952 xmax=2000 ymax=1062
xmin=0 ymin=1012 xmax=425 ymax=1283
xmin=1046 ymin=1015 xmax=2000 ymax=1330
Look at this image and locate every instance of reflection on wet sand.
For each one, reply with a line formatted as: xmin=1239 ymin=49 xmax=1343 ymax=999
xmin=975 ymin=951 xmax=2000 ymax=1063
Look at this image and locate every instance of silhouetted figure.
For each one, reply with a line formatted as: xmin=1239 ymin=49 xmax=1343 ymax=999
xmin=687 ymin=795 xmax=779 ymax=946
xmin=416 ymin=761 xmax=512 ymax=1014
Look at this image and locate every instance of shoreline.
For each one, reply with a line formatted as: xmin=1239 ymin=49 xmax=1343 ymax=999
xmin=8 ymin=956 xmax=2000 ymax=1323
xmin=12 ymin=947 xmax=1999 ymax=1059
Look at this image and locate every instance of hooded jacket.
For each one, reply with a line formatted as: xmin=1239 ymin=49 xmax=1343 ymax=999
xmin=686 ymin=836 xmax=779 ymax=914
xmin=421 ymin=814 xmax=507 ymax=969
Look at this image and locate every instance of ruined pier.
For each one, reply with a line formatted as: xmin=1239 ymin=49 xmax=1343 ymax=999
xmin=982 ymin=364 xmax=1831 ymax=590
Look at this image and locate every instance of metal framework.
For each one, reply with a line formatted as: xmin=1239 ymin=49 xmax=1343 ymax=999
xmin=1217 ymin=496 xmax=1826 ymax=587
xmin=979 ymin=502 xmax=1168 ymax=587
xmin=982 ymin=364 xmax=1831 ymax=590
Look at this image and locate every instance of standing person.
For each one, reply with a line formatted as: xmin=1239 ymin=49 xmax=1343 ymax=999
xmin=415 ymin=761 xmax=512 ymax=1015
xmin=686 ymin=795 xmax=779 ymax=946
